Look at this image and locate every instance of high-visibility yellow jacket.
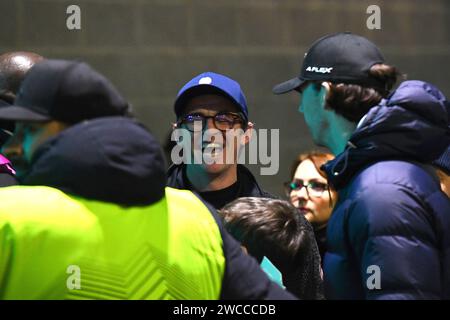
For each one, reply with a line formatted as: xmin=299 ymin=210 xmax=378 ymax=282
xmin=0 ymin=186 xmax=224 ymax=299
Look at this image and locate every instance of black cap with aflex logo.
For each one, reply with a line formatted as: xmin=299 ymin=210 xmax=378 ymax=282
xmin=272 ymin=32 xmax=386 ymax=94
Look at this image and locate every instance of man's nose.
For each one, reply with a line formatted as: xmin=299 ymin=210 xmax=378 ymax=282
xmin=205 ymin=117 xmax=216 ymax=130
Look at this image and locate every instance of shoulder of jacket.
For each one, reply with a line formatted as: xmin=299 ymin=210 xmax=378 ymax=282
xmin=0 ymin=186 xmax=99 ymax=238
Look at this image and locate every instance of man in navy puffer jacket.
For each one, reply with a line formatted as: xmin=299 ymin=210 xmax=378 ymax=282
xmin=273 ymin=32 xmax=450 ymax=299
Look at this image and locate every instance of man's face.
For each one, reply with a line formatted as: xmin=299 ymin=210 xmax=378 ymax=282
xmin=298 ymin=82 xmax=328 ymax=147
xmin=177 ymin=94 xmax=249 ymax=174
xmin=2 ymin=121 xmax=68 ymax=179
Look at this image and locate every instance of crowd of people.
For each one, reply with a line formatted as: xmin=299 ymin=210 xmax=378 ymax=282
xmin=0 ymin=32 xmax=448 ymax=300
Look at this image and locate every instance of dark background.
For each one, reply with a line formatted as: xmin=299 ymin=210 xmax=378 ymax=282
xmin=1 ymin=0 xmax=449 ymax=197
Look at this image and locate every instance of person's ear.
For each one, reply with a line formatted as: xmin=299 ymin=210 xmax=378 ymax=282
xmin=320 ymin=82 xmax=332 ymax=109
xmin=240 ymin=122 xmax=254 ymax=145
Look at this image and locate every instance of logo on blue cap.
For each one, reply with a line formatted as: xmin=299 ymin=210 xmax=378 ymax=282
xmin=198 ymin=77 xmax=212 ymax=85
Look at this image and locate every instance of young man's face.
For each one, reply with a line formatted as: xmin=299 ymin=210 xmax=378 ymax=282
xmin=298 ymin=82 xmax=328 ymax=148
xmin=178 ymin=94 xmax=249 ymax=175
xmin=2 ymin=121 xmax=68 ymax=179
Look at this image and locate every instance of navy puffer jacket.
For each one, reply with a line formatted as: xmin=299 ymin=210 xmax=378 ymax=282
xmin=322 ymin=80 xmax=450 ymax=300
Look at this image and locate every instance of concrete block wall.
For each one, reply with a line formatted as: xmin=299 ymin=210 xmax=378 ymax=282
xmin=1 ymin=0 xmax=449 ymax=196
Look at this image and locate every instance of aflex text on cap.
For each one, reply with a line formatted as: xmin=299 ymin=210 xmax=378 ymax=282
xmin=174 ymin=72 xmax=249 ymax=122
xmin=0 ymin=59 xmax=131 ymax=124
xmin=272 ymin=32 xmax=386 ymax=95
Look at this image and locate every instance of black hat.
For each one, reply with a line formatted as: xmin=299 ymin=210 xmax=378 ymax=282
xmin=0 ymin=59 xmax=131 ymax=123
xmin=273 ymin=32 xmax=386 ymax=94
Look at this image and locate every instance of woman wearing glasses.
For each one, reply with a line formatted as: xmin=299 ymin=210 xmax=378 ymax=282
xmin=285 ymin=151 xmax=336 ymax=263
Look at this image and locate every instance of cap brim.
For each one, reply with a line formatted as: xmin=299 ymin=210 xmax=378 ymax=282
xmin=0 ymin=106 xmax=51 ymax=122
xmin=272 ymin=77 xmax=305 ymax=95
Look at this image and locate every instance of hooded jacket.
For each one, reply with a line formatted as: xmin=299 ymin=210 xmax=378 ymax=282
xmin=0 ymin=117 xmax=294 ymax=299
xmin=322 ymin=80 xmax=450 ymax=300
xmin=167 ymin=164 xmax=275 ymax=209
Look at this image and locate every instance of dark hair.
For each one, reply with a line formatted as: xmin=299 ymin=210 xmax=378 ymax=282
xmin=319 ymin=64 xmax=402 ymax=123
xmin=219 ymin=197 xmax=323 ymax=299
xmin=219 ymin=197 xmax=314 ymax=268
xmin=220 ymin=197 xmax=307 ymax=263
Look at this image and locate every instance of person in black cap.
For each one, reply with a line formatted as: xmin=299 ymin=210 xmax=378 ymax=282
xmin=273 ymin=32 xmax=450 ymax=299
xmin=167 ymin=72 xmax=275 ymax=209
xmin=0 ymin=51 xmax=44 ymax=186
xmin=433 ymin=145 xmax=450 ymax=197
xmin=0 ymin=58 xmax=132 ymax=181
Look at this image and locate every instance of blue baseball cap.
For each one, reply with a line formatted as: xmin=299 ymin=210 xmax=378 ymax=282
xmin=174 ymin=72 xmax=249 ymax=122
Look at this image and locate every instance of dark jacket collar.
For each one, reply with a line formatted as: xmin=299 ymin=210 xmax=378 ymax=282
xmin=167 ymin=163 xmax=274 ymax=199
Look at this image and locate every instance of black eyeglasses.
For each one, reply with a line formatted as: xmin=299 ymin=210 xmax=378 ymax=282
xmin=284 ymin=179 xmax=329 ymax=198
xmin=176 ymin=112 xmax=245 ymax=132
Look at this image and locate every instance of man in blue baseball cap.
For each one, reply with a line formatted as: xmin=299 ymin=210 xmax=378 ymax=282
xmin=167 ymin=71 xmax=274 ymax=209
